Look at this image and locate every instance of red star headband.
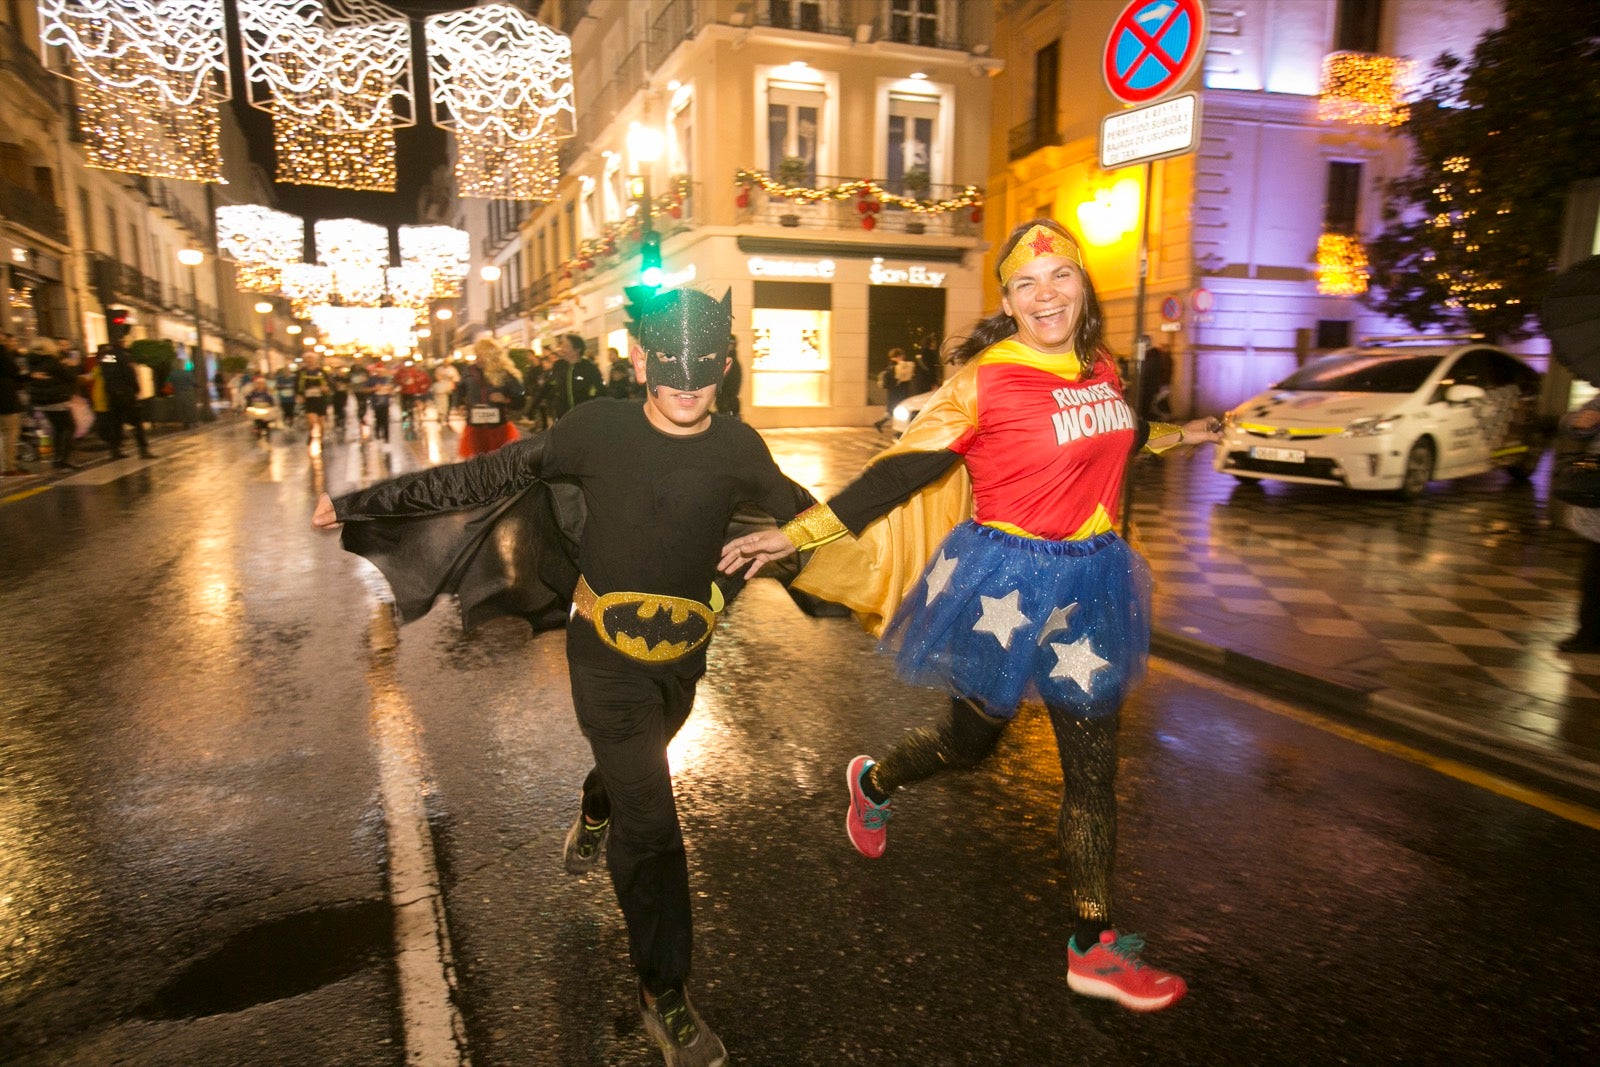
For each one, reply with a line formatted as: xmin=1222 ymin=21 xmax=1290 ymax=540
xmin=999 ymin=224 xmax=1083 ymax=287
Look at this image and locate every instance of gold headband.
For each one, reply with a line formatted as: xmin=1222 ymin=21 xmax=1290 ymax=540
xmin=999 ymin=224 xmax=1083 ymax=286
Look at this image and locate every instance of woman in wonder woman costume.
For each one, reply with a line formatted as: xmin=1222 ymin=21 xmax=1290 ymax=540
xmin=720 ymin=218 xmax=1219 ymax=1014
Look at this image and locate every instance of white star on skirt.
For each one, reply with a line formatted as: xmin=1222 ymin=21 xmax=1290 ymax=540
xmin=1036 ymin=602 xmax=1079 ymax=646
xmin=1049 ymin=635 xmax=1110 ymax=692
xmin=924 ymin=550 xmax=959 ymax=604
xmin=972 ymin=588 xmax=1028 ymax=649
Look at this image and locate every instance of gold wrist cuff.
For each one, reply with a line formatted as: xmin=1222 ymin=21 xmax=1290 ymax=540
xmin=1145 ymin=420 xmax=1185 ymax=453
xmin=782 ymin=503 xmax=849 ymax=551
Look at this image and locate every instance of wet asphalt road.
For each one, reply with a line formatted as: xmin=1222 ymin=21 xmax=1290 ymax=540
xmin=1 ymin=417 xmax=1597 ymax=1066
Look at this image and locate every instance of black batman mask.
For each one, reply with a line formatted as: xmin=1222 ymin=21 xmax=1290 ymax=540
xmin=639 ymin=288 xmax=733 ymax=393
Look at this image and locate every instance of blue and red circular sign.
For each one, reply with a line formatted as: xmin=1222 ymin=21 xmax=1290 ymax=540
xmin=1103 ymin=0 xmax=1208 ymax=105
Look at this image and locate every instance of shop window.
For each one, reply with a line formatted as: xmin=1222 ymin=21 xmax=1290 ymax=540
xmin=889 ymin=0 xmax=940 ymax=47
xmin=886 ymin=91 xmax=938 ymax=193
xmin=752 ymin=280 xmax=830 ymax=407
xmin=767 ymin=80 xmax=823 ymax=183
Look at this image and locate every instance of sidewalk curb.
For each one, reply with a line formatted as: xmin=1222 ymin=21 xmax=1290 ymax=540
xmin=1151 ymin=628 xmax=1600 ymax=812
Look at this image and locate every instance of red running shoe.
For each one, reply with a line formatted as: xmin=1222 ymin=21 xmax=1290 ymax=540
xmin=1067 ymin=930 xmax=1187 ymax=1012
xmin=844 ymin=755 xmax=891 ymax=858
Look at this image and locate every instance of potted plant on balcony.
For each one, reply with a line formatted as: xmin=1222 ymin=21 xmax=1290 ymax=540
xmin=776 ymin=155 xmax=809 ymax=226
xmin=902 ymin=168 xmax=930 ymax=233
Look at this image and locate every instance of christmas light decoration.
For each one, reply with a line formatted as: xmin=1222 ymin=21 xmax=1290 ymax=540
xmin=315 ymin=217 xmax=389 ymax=268
xmin=281 ymin=262 xmax=334 ymax=315
xmin=39 ymin=0 xmax=230 ymax=181
xmin=399 ymin=225 xmax=470 ymax=298
xmin=308 ymin=305 xmax=419 ymax=351
xmin=1317 ymin=52 xmax=1414 ymax=127
xmin=1315 ymin=233 xmax=1370 ymax=296
xmin=333 ymin=265 xmax=386 ymax=307
xmin=216 ymin=204 xmax=305 ymax=263
xmin=384 ymin=265 xmax=434 ymax=318
xmin=733 ymin=168 xmax=983 ymax=216
xmin=425 ymin=4 xmax=573 ymax=201
xmin=238 ymin=0 xmax=415 ymax=190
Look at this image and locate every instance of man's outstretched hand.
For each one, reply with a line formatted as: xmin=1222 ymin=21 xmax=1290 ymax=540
xmin=312 ymin=492 xmax=340 ymax=530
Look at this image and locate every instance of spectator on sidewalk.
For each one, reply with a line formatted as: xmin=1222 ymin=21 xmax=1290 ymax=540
xmin=1558 ymin=396 xmax=1600 ymax=655
xmin=0 ymin=332 xmax=26 ymax=475
xmin=26 ymin=338 xmax=80 ymax=469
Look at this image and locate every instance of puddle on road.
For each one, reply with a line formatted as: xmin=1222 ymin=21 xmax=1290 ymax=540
xmin=140 ymin=900 xmax=392 ymax=1019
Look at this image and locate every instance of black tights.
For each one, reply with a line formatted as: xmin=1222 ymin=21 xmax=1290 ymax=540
xmin=869 ymin=696 xmax=1120 ymax=930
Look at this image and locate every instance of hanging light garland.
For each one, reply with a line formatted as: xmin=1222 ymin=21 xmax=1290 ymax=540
xmin=1315 ymin=233 xmax=1370 ymax=296
xmin=425 ymin=4 xmax=574 ymax=201
xmin=384 ymin=264 xmax=434 ymax=322
xmin=39 ymin=0 xmax=230 ymax=181
xmin=733 ymin=168 xmax=983 ymax=216
xmin=1317 ymin=51 xmax=1414 ymax=127
xmin=315 ymin=217 xmax=389 ymax=269
xmin=309 ymin=305 xmax=418 ymax=351
xmin=215 ymin=204 xmax=305 ymax=292
xmin=239 ymin=0 xmax=415 ymax=190
xmin=398 ymin=225 xmax=470 ymax=298
xmin=281 ymin=262 xmax=334 ymax=316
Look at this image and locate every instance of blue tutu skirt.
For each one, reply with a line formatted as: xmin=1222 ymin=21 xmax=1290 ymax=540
xmin=879 ymin=521 xmax=1151 ymax=719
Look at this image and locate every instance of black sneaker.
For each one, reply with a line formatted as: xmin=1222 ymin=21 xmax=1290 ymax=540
xmin=562 ymin=813 xmax=609 ymax=874
xmin=638 ymin=985 xmax=726 ymax=1067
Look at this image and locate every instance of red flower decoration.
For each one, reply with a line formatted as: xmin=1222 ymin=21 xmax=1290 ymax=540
xmin=668 ymin=205 xmax=682 ymax=219
xmin=735 ymin=187 xmax=751 ymax=209
xmin=971 ymin=206 xmax=984 ymax=223
xmin=862 ymin=214 xmax=877 ymax=231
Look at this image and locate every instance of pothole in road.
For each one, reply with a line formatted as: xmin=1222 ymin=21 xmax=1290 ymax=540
xmin=140 ymin=900 xmax=393 ymax=1019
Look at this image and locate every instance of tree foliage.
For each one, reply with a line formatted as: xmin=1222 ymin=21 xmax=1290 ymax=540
xmin=1366 ymin=0 xmax=1600 ymax=341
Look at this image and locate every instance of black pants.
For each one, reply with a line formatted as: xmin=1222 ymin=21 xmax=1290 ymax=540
xmin=96 ymin=401 xmax=148 ymax=456
xmin=331 ymin=390 xmax=348 ymax=428
xmin=567 ymin=650 xmax=699 ymax=996
xmin=1577 ymin=538 xmax=1600 ymax=641
xmin=42 ymin=409 xmax=75 ymax=466
xmin=371 ymin=397 xmax=391 ymax=441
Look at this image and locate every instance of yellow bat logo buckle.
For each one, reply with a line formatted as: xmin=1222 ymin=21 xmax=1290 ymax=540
xmin=591 ymin=591 xmax=718 ymax=663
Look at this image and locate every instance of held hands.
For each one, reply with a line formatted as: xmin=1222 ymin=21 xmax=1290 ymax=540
xmin=312 ymin=492 xmax=341 ymax=530
xmin=718 ymin=527 xmax=799 ymax=580
xmin=1181 ymin=416 xmax=1223 ymax=445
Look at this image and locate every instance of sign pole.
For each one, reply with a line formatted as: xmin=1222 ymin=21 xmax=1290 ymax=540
xmin=1120 ymin=159 xmax=1154 ymax=540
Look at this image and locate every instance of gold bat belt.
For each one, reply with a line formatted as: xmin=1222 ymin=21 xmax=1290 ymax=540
xmin=571 ymin=575 xmax=720 ymax=664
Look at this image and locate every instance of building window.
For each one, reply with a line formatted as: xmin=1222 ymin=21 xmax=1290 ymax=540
xmin=563 ymin=202 xmax=576 ymax=259
xmin=78 ymin=187 xmax=94 ymax=249
xmin=1034 ymin=40 xmax=1060 ymax=147
xmin=1316 ymin=319 xmax=1353 ymax=349
xmin=767 ymin=80 xmax=823 ymax=182
xmin=1334 ymin=0 xmax=1383 ymax=52
xmin=889 ymin=0 xmax=939 ymax=47
xmin=1324 ymin=161 xmax=1363 ymax=234
xmin=769 ymin=0 xmax=823 ymax=33
xmin=886 ymin=91 xmax=938 ymax=191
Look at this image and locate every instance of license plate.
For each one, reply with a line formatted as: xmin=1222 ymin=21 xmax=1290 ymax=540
xmin=1251 ymin=445 xmax=1305 ymax=463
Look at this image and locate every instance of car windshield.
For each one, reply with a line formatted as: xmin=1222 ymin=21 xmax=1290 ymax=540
xmin=1275 ymin=354 xmax=1444 ymax=394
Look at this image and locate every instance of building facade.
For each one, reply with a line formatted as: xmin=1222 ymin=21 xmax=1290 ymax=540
xmin=992 ymin=0 xmax=1506 ymax=418
xmin=500 ymin=0 xmax=998 ymax=428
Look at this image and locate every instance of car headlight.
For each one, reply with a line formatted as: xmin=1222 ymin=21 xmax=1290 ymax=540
xmin=1341 ymin=415 xmax=1401 ymax=438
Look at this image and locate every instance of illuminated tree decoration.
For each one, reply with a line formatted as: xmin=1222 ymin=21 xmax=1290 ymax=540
xmin=315 ymin=217 xmax=389 ymax=268
xmin=39 ymin=0 xmax=230 ymax=181
xmin=1315 ymin=233 xmax=1371 ymax=296
xmin=425 ymin=4 xmax=574 ymax=201
xmin=1317 ymin=52 xmax=1414 ymax=127
xmin=238 ymin=0 xmax=415 ymax=191
xmin=398 ymin=225 xmax=470 ymax=298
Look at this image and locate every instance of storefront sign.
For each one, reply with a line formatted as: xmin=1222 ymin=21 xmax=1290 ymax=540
xmin=747 ymin=256 xmax=836 ymax=279
xmin=868 ymin=258 xmax=946 ymax=287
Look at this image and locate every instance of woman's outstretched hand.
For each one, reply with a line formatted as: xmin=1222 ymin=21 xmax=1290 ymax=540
xmin=312 ymin=492 xmax=341 ymax=530
xmin=718 ymin=528 xmax=799 ymax=580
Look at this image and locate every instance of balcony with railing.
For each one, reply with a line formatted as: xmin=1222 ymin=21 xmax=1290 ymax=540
xmin=0 ymin=178 xmax=68 ymax=245
xmin=733 ymin=172 xmax=983 ymax=238
xmin=0 ymin=19 xmax=62 ymax=111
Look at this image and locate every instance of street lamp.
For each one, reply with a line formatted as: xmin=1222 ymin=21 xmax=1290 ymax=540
xmin=177 ymin=248 xmax=211 ymax=416
xmin=479 ymin=264 xmax=502 ymax=282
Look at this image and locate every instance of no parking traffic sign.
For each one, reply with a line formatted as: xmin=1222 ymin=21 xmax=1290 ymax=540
xmin=1103 ymin=0 xmax=1208 ymax=105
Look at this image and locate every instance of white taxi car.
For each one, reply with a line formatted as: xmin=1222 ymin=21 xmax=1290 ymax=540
xmin=1213 ymin=337 xmax=1544 ymax=500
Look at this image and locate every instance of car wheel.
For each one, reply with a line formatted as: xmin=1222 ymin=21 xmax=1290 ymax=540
xmin=1398 ymin=439 xmax=1435 ymax=501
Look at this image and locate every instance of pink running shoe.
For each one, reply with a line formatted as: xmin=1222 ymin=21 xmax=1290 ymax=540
xmin=1067 ymin=930 xmax=1187 ymax=1012
xmin=844 ymin=755 xmax=891 ymax=858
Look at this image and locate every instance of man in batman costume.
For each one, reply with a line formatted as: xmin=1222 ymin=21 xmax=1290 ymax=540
xmin=313 ymin=287 xmax=815 ymax=1067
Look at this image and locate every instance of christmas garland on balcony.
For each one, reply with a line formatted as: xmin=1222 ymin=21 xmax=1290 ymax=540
xmin=734 ymin=167 xmax=984 ymax=230
xmin=559 ymin=176 xmax=693 ymax=279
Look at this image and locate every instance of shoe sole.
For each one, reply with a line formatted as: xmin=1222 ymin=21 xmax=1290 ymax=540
xmin=1066 ymin=970 xmax=1186 ymax=1012
xmin=845 ymin=756 xmax=887 ymax=859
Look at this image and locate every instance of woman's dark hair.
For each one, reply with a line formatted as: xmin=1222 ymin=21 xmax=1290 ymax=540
xmin=948 ymin=218 xmax=1107 ymax=378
